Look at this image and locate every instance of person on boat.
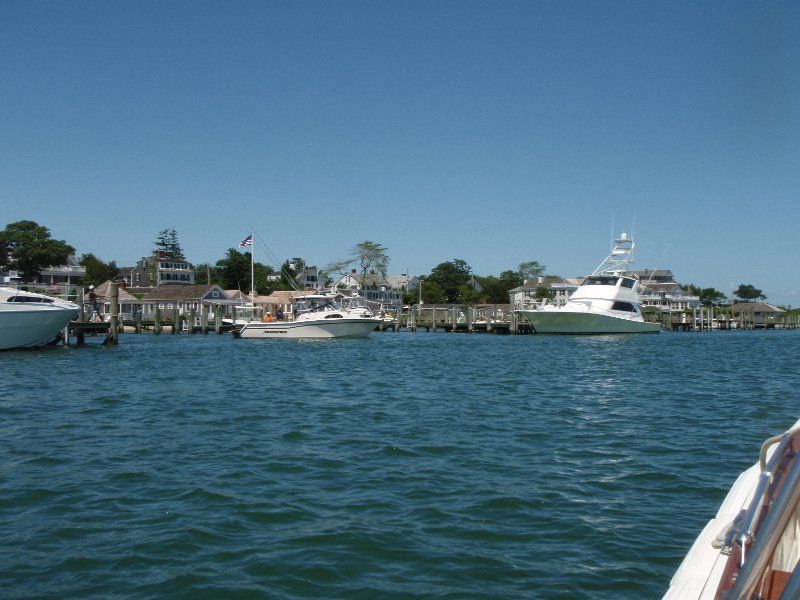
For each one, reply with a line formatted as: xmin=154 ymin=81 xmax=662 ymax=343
xmin=276 ymin=306 xmax=284 ymax=321
xmin=87 ymin=285 xmax=103 ymax=322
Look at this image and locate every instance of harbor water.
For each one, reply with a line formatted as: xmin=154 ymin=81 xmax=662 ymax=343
xmin=1 ymin=331 xmax=798 ymax=599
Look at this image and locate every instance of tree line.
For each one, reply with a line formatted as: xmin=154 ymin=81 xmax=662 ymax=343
xmin=0 ymin=220 xmax=778 ymax=308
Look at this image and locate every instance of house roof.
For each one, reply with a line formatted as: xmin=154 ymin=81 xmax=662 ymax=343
xmin=142 ymin=284 xmax=228 ymax=301
xmin=732 ymin=302 xmax=785 ymax=314
xmin=385 ymin=275 xmax=419 ymax=289
xmin=640 ymin=281 xmax=684 ymax=293
xmin=511 ymin=276 xmax=574 ymax=293
xmin=263 ymin=290 xmax=316 ymax=305
xmin=633 ymin=269 xmax=674 ymax=279
xmin=94 ymin=281 xmax=141 ymax=303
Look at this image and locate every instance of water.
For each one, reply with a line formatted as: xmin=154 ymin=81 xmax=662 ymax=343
xmin=1 ymin=330 xmax=798 ymax=599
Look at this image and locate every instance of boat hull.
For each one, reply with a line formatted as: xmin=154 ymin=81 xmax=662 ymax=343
xmin=234 ymin=318 xmax=380 ymax=339
xmin=0 ymin=304 xmax=80 ymax=349
xmin=517 ymin=309 xmax=660 ymax=334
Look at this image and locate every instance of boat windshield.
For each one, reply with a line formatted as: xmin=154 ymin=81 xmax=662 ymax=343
xmin=581 ymin=276 xmax=636 ymax=288
xmin=582 ymin=276 xmax=618 ymax=287
xmin=295 ymin=297 xmax=339 ymax=315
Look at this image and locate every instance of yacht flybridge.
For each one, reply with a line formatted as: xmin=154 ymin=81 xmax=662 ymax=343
xmin=516 ymin=233 xmax=661 ymax=334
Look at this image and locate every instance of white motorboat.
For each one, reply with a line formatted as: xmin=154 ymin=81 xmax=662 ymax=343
xmin=516 ymin=233 xmax=660 ymax=334
xmin=336 ymin=289 xmax=376 ymax=318
xmin=663 ymin=418 xmax=800 ymax=600
xmin=233 ymin=292 xmax=381 ymax=339
xmin=222 ymin=302 xmax=261 ymax=326
xmin=0 ymin=286 xmax=80 ymax=349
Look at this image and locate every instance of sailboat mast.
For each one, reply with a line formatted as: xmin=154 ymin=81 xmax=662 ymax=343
xmin=250 ymin=233 xmax=255 ymax=304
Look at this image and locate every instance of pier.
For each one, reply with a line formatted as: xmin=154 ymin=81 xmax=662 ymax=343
xmin=62 ymin=288 xmax=799 ymax=345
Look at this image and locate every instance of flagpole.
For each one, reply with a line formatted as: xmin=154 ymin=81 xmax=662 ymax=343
xmin=250 ymin=233 xmax=255 ymax=306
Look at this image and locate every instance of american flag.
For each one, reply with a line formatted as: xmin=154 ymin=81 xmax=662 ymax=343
xmin=239 ymin=235 xmax=253 ymax=248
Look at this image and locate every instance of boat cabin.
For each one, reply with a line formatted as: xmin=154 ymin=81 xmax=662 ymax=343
xmin=294 ymin=295 xmax=340 ymax=317
xmin=581 ymin=275 xmax=636 ymax=289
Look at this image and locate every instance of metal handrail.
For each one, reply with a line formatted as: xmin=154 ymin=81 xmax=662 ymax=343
xmin=728 ymin=430 xmax=800 ymax=599
xmin=734 ymin=433 xmax=796 ymax=563
xmin=760 ymin=430 xmax=797 ymax=471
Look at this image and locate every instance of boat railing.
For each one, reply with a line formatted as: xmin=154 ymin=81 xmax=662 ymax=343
xmin=727 ymin=427 xmax=800 ymax=598
xmin=733 ymin=432 xmax=794 ymax=560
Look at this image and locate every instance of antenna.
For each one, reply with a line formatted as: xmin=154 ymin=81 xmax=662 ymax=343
xmin=247 ymin=223 xmax=301 ymax=292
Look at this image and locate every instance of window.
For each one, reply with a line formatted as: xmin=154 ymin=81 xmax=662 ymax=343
xmin=611 ymin=301 xmax=635 ymax=312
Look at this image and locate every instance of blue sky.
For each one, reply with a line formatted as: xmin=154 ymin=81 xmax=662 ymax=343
xmin=2 ymin=1 xmax=799 ymax=305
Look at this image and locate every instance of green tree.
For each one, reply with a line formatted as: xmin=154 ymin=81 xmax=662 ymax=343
xmin=699 ymin=287 xmax=727 ymax=306
xmin=351 ymin=241 xmax=389 ymax=288
xmin=518 ymin=260 xmax=546 ymax=281
xmin=681 ymin=283 xmax=729 ymax=306
xmin=79 ymin=253 xmax=117 ymax=286
xmin=193 ymin=262 xmax=219 ymax=286
xmin=499 ymin=269 xmax=524 ymax=290
xmin=253 ymin=262 xmax=276 ymax=295
xmin=476 ymin=275 xmax=503 ymax=303
xmin=734 ymin=284 xmax=765 ymax=303
xmin=684 ymin=283 xmax=702 ymax=297
xmin=279 ymin=260 xmax=299 ymax=290
xmin=0 ymin=220 xmax=75 ymax=282
xmin=216 ymin=248 xmax=251 ymax=291
xmin=419 ymin=279 xmax=445 ymax=304
xmin=153 ymin=228 xmax=185 ymax=260
xmin=457 ymin=283 xmax=481 ymax=305
xmin=213 ymin=249 xmax=277 ymax=295
xmin=427 ymin=259 xmax=472 ymax=303
xmin=323 ymin=259 xmax=353 ymax=287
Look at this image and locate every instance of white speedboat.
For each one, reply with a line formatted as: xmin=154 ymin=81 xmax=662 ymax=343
xmin=0 ymin=286 xmax=80 ymax=349
xmin=663 ymin=418 xmax=800 ymax=600
xmin=222 ymin=303 xmax=260 ymax=326
xmin=232 ymin=293 xmax=380 ymax=339
xmin=516 ymin=233 xmax=660 ymax=334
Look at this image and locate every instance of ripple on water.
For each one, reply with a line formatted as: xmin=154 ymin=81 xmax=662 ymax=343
xmin=1 ymin=331 xmax=799 ymax=599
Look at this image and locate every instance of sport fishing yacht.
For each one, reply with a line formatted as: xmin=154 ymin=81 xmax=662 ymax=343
xmin=516 ymin=233 xmax=660 ymax=334
xmin=663 ymin=419 xmax=800 ymax=600
xmin=0 ymin=286 xmax=80 ymax=349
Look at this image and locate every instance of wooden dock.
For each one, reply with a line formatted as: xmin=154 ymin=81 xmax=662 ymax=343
xmin=67 ymin=321 xmax=113 ymax=345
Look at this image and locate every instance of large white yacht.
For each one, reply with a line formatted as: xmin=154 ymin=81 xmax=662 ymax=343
xmin=0 ymin=286 xmax=80 ymax=349
xmin=663 ymin=419 xmax=800 ymax=600
xmin=233 ymin=292 xmax=380 ymax=339
xmin=516 ymin=233 xmax=661 ymax=334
